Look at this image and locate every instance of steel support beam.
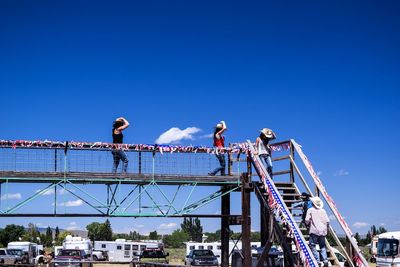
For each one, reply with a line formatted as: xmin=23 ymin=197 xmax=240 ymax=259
xmin=241 ymin=172 xmax=252 ymax=267
xmin=220 ymin=185 xmax=230 ymax=267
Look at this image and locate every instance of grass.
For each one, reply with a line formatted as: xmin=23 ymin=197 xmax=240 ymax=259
xmin=165 ymin=248 xmax=186 ymax=264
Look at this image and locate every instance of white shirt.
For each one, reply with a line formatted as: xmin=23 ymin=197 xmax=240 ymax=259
xmin=305 ymin=207 xmax=330 ymax=236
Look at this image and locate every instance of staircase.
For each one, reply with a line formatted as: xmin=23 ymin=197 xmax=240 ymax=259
xmin=247 ymin=140 xmax=368 ymax=267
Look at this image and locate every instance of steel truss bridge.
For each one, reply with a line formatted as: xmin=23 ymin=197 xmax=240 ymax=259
xmin=0 ymin=139 xmax=368 ymax=267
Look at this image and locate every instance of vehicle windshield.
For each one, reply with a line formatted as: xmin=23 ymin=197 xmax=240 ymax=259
xmin=7 ymin=249 xmax=23 ymax=256
xmin=377 ymin=238 xmax=399 ymax=257
xmin=193 ymin=250 xmax=215 ymax=257
xmin=58 ymin=250 xmax=82 ymax=257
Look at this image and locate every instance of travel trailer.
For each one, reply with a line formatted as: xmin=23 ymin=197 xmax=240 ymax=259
xmin=370 ymin=235 xmax=379 ymax=263
xmin=63 ymin=235 xmax=92 ymax=255
xmin=94 ymin=239 xmax=161 ymax=262
xmin=7 ymin=242 xmax=38 ymax=264
xmin=186 ymin=241 xmax=261 ymax=264
xmin=376 ymin=231 xmax=400 ymax=267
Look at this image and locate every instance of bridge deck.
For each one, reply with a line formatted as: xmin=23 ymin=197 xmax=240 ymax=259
xmin=0 ymin=171 xmax=240 ymax=185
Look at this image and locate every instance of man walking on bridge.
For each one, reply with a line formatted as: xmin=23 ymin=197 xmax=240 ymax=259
xmin=112 ymin=117 xmax=130 ymax=173
xmin=305 ymin=196 xmax=330 ymax=267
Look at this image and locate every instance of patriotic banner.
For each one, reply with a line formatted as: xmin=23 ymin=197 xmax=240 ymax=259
xmin=246 ymin=140 xmax=319 ymax=267
xmin=0 ymin=139 xmax=291 ymax=155
xmin=291 ymin=139 xmax=368 ymax=267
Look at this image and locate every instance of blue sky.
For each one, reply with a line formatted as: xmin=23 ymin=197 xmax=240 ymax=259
xmin=0 ymin=0 xmax=399 ymax=236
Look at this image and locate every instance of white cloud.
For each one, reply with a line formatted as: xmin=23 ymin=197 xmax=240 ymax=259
xmin=155 ymin=127 xmax=201 ymax=144
xmin=53 ymin=199 xmax=84 ymax=207
xmin=200 ymin=133 xmax=213 ymax=139
xmin=135 ymin=224 xmax=145 ymax=228
xmin=36 ymin=188 xmax=73 ymax=196
xmin=158 ymin=223 xmax=177 ymax=230
xmin=334 ymin=169 xmax=349 ymax=176
xmin=1 ymin=193 xmax=22 ymax=200
xmin=353 ymin=222 xmax=369 ymax=229
xmin=66 ymin=222 xmax=80 ymax=231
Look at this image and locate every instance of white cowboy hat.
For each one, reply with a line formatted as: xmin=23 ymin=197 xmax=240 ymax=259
xmin=310 ymin=196 xmax=324 ymax=209
xmin=260 ymin=128 xmax=276 ymax=139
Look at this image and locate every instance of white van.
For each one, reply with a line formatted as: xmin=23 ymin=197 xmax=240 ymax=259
xmin=376 ymin=231 xmax=400 ymax=267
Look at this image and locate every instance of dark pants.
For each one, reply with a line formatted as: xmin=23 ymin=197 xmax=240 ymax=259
xmin=112 ymin=150 xmax=128 ymax=173
xmin=209 ymin=154 xmax=225 ymax=176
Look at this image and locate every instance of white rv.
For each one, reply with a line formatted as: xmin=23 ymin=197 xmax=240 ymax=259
xmin=94 ymin=239 xmax=161 ymax=262
xmin=7 ymin=241 xmax=38 ymax=264
xmin=186 ymin=241 xmax=261 ymax=264
xmin=376 ymin=231 xmax=400 ymax=267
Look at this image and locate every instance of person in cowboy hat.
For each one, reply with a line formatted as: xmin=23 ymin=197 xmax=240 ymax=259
xmin=255 ymin=128 xmax=276 ymax=178
xmin=305 ymin=196 xmax=330 ymax=267
xmin=111 ymin=117 xmax=130 ymax=173
xmin=208 ymin=120 xmax=227 ymax=176
xmin=293 ymin=192 xmax=313 ymax=227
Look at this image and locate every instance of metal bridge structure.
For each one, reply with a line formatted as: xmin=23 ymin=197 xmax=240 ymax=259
xmin=0 ymin=139 xmax=368 ymax=267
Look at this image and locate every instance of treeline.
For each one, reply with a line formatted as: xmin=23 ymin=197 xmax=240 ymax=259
xmin=0 ymin=223 xmax=70 ymax=248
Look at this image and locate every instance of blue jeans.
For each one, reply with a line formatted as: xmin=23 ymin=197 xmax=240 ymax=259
xmin=309 ymin=233 xmax=327 ymax=264
xmin=260 ymin=154 xmax=273 ymax=177
xmin=112 ymin=150 xmax=128 ymax=173
xmin=209 ymin=154 xmax=225 ymax=176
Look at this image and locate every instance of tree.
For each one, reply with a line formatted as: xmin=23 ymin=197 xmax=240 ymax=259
xmin=55 ymin=231 xmax=72 ymax=246
xmin=23 ymin=223 xmax=40 ymax=243
xmin=354 ymin=232 xmax=361 ymax=244
xmin=181 ymin=217 xmax=203 ymax=242
xmin=149 ymin=230 xmax=159 ymax=240
xmin=163 ymin=229 xmax=189 ymax=248
xmin=87 ymin=222 xmax=102 ymax=243
xmin=43 ymin=226 xmax=53 ymax=247
xmin=99 ymin=219 xmax=113 ymax=241
xmin=55 ymin=226 xmax=60 ymax=244
xmin=0 ymin=224 xmax=26 ymax=247
xmin=87 ymin=220 xmax=113 ymax=242
xmin=378 ymin=226 xmax=387 ymax=234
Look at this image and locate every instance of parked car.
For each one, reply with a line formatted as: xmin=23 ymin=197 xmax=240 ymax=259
xmin=92 ymin=250 xmax=108 ymax=261
xmin=185 ymin=249 xmax=219 ymax=266
xmin=54 ymin=249 xmax=88 ymax=267
xmin=0 ymin=248 xmax=20 ymax=265
xmin=139 ymin=248 xmax=169 ymax=264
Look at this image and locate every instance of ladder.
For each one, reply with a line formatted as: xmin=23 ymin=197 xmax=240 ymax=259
xmin=247 ymin=140 xmax=319 ymax=267
xmin=247 ymin=140 xmax=369 ymax=267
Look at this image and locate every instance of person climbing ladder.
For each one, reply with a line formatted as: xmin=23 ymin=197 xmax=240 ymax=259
xmin=255 ymin=128 xmax=276 ymax=178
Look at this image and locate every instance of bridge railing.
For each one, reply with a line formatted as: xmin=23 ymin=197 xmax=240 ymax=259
xmin=0 ymin=140 xmax=247 ymax=177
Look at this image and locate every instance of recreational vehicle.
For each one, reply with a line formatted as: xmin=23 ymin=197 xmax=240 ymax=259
xmin=63 ymin=235 xmax=92 ymax=255
xmin=7 ymin=241 xmax=38 ymax=264
xmin=376 ymin=231 xmax=400 ymax=267
xmin=94 ymin=239 xmax=161 ymax=262
xmin=186 ymin=241 xmax=261 ymax=264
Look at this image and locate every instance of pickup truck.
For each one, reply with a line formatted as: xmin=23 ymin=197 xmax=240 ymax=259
xmin=54 ymin=249 xmax=88 ymax=267
xmin=0 ymin=248 xmax=21 ymax=265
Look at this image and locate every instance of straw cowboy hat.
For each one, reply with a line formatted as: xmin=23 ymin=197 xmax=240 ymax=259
xmin=310 ymin=196 xmax=324 ymax=209
xmin=260 ymin=128 xmax=277 ymax=139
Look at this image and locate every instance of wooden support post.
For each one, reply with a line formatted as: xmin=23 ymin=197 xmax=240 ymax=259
xmin=241 ymin=172 xmax=252 ymax=267
xmin=289 ymin=142 xmax=295 ymax=183
xmin=138 ymin=152 xmax=142 ymax=174
xmin=221 ymin=186 xmax=230 ymax=267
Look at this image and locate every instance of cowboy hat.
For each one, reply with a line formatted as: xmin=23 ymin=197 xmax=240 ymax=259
xmin=300 ymin=192 xmax=312 ymax=199
xmin=260 ymin=128 xmax=276 ymax=139
xmin=310 ymin=196 xmax=324 ymax=209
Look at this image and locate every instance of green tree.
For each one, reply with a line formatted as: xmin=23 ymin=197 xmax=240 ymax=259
xmin=87 ymin=220 xmax=113 ymax=242
xmin=378 ymin=226 xmax=387 ymax=234
xmin=55 ymin=231 xmax=72 ymax=246
xmin=23 ymin=223 xmax=40 ymax=243
xmin=54 ymin=226 xmax=60 ymax=244
xmin=149 ymin=230 xmax=159 ymax=240
xmin=0 ymin=224 xmax=26 ymax=247
xmin=100 ymin=219 xmax=113 ymax=241
xmin=181 ymin=217 xmax=203 ymax=242
xmin=87 ymin=222 xmax=102 ymax=243
xmin=43 ymin=226 xmax=53 ymax=247
xmin=163 ymin=229 xmax=189 ymax=248
xmin=354 ymin=232 xmax=361 ymax=244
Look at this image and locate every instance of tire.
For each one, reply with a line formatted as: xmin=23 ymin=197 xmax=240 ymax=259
xmin=92 ymin=255 xmax=98 ymax=261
